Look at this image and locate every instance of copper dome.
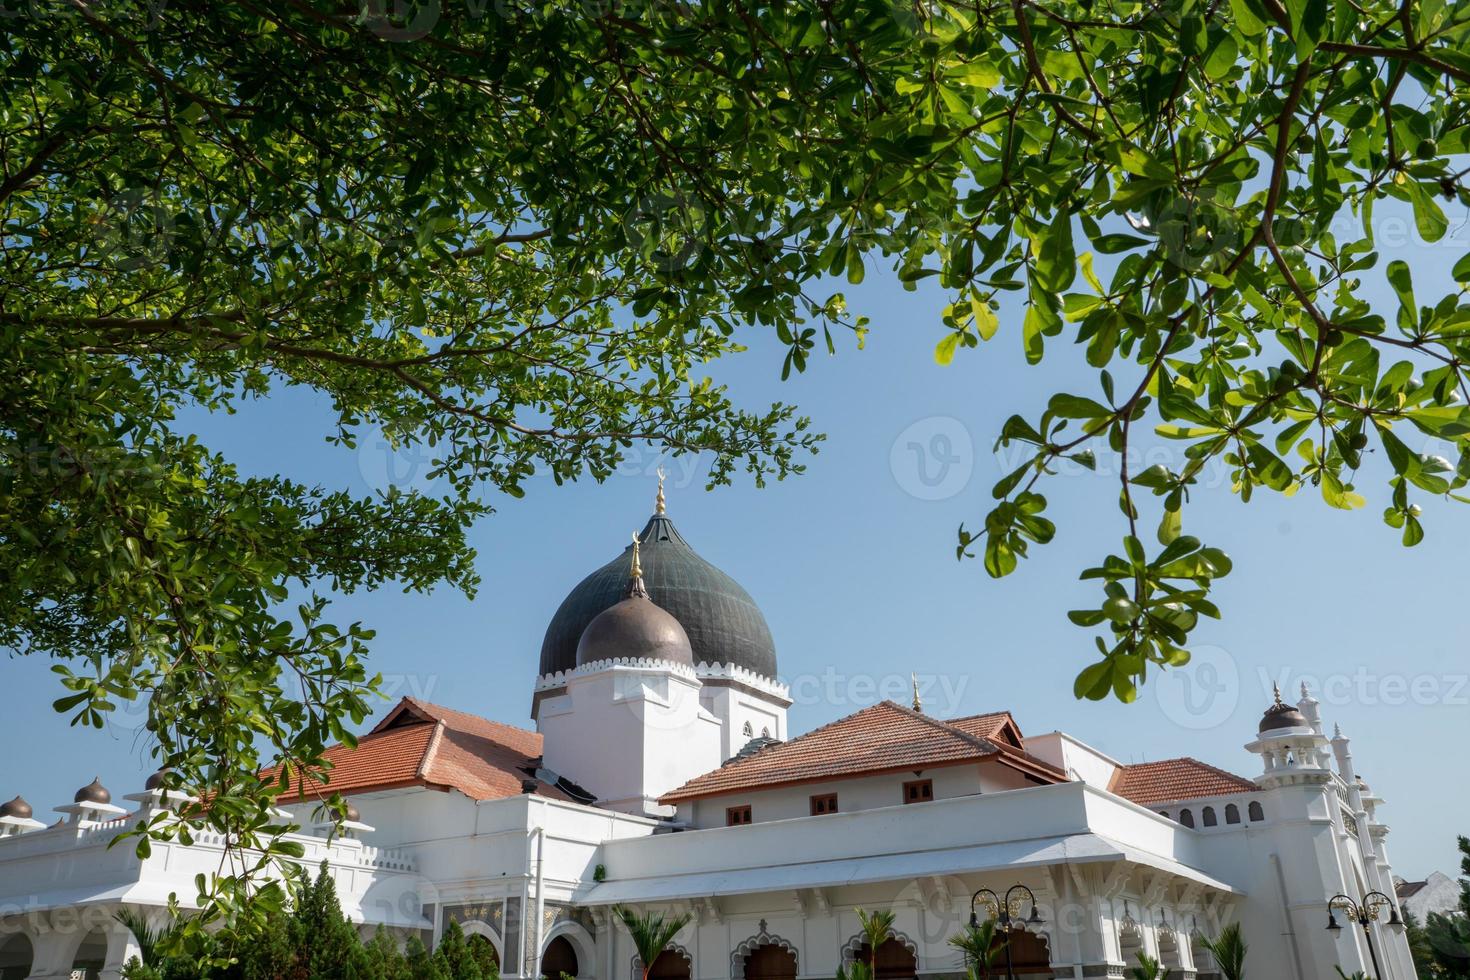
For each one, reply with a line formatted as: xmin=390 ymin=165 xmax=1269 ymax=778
xmin=576 ymin=594 xmax=694 ymax=667
xmin=344 ymin=801 xmax=361 ymax=823
xmin=74 ymin=777 xmax=112 ymax=805
xmin=144 ymin=768 xmax=171 ymax=791
xmin=1258 ymin=687 xmax=1309 ymax=733
xmin=0 ymin=795 xmax=33 ymax=820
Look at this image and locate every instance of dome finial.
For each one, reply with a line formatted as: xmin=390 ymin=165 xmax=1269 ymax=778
xmin=1272 ymin=682 xmax=1284 ymax=707
xmin=627 ymin=533 xmax=649 ymax=598
xmin=911 ymin=672 xmax=923 ymax=713
xmin=655 ymin=467 xmax=667 ymax=515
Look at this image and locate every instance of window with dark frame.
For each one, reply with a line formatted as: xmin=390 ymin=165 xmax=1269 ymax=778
xmin=809 ymin=793 xmax=838 ymax=816
xmin=726 ymin=805 xmax=752 ymax=826
xmin=902 ymin=779 xmax=934 ymax=804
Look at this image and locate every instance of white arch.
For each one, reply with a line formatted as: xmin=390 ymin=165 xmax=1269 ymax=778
xmin=731 ymin=921 xmax=799 ymax=978
xmin=544 ymin=919 xmax=598 ymax=979
xmin=839 ymin=925 xmax=918 ymax=964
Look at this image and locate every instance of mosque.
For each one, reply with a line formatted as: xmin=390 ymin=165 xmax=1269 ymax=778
xmin=0 ymin=487 xmax=1418 ymax=979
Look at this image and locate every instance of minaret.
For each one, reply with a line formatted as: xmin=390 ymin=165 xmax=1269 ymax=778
xmin=1242 ymin=685 xmax=1355 ymax=977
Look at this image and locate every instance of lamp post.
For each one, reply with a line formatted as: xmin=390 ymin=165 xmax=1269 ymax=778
xmin=1326 ymin=890 xmax=1401 ymax=979
xmin=969 ymin=885 xmax=1043 ymax=980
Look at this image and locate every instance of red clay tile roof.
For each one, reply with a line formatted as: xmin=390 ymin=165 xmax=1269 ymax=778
xmin=948 ymin=711 xmax=1023 ymax=746
xmin=1109 ymin=757 xmax=1257 ymax=806
xmin=273 ymin=697 xmax=577 ymax=804
xmin=659 ymin=701 xmax=1064 ymax=803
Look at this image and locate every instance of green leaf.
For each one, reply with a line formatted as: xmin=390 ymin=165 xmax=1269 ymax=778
xmin=1074 ymin=660 xmax=1114 ymax=701
xmin=935 ymin=333 xmax=961 ymax=366
xmin=1405 ymin=179 xmax=1448 ymax=243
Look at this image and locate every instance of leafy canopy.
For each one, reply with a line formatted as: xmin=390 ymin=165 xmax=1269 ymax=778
xmin=4 ymin=0 xmax=1470 ymax=939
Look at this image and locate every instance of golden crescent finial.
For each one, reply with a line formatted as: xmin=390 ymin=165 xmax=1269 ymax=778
xmin=655 ymin=466 xmax=667 ymax=515
xmin=630 ymin=531 xmax=643 ymax=579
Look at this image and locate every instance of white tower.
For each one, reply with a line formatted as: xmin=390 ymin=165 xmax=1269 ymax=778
xmin=537 ymin=536 xmax=723 ymax=818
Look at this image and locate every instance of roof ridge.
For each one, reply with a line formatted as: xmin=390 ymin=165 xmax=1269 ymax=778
xmin=883 ymin=700 xmax=1005 ymax=755
xmin=416 ymin=720 xmax=447 ymax=782
xmin=403 ymin=696 xmax=539 ymax=738
xmin=948 ymin=710 xmax=1012 ymax=722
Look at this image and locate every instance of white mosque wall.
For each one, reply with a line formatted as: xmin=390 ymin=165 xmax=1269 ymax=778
xmin=1022 ymin=731 xmax=1124 ymax=789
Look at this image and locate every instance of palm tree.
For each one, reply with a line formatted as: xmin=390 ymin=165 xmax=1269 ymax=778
xmin=1198 ymin=922 xmax=1247 ymax=980
xmin=1128 ymin=951 xmax=1166 ymax=980
xmin=114 ymin=909 xmax=176 ymax=968
xmin=834 ymin=909 xmax=897 ymax=980
xmin=947 ymin=919 xmax=1005 ymax=979
xmin=613 ymin=905 xmax=692 ymax=980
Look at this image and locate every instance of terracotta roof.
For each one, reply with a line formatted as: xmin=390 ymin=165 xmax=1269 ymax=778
xmin=948 ymin=711 xmax=1023 ymax=746
xmin=272 ymin=697 xmax=579 ymax=804
xmin=1109 ymin=757 xmax=1258 ymax=806
xmin=1397 ymin=880 xmax=1428 ymax=900
xmin=659 ymin=701 xmax=1064 ymax=803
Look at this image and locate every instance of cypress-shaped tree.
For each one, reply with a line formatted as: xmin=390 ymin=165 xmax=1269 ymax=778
xmin=295 ymin=862 xmax=373 ymax=980
xmin=405 ymin=936 xmax=449 ymax=980
xmin=466 ymin=934 xmax=500 ymax=978
xmin=431 ymin=921 xmax=484 ymax=980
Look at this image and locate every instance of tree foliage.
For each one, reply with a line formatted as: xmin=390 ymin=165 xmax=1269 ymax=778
xmin=1199 ymin=921 xmax=1248 ymax=980
xmin=946 ymin=919 xmax=1006 ymax=979
xmin=121 ymin=863 xmax=499 ymax=979
xmin=5 ymin=0 xmax=1470 ymax=941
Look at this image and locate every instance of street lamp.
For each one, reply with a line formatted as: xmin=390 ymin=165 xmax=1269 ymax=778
xmin=969 ymin=885 xmax=1043 ymax=980
xmin=1326 ymin=890 xmax=1402 ymax=979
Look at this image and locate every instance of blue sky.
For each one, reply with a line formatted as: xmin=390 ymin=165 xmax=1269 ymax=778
xmin=6 ymin=202 xmax=1469 ymax=881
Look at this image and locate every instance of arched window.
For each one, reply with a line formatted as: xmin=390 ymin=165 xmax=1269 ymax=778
xmin=1159 ymin=811 xmax=1169 ymax=820
xmin=543 ymin=936 xmax=578 ymax=979
xmin=1179 ymin=809 xmax=1195 ymax=828
xmin=744 ymin=944 xmax=797 ymax=980
xmin=855 ymin=939 xmax=917 ymax=980
xmin=1248 ymin=801 xmax=1265 ymax=822
xmin=649 ymin=949 xmax=692 ymax=980
xmin=743 ymin=721 xmax=753 ymax=737
xmin=1202 ymin=806 xmax=1217 ymax=827
xmin=999 ymin=931 xmax=1051 ymax=974
xmin=761 ymin=727 xmax=770 ymax=737
xmin=1225 ymin=804 xmax=1241 ymax=825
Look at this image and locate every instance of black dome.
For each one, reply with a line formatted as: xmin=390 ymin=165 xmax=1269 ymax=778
xmin=540 ymin=513 xmax=776 ymax=679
